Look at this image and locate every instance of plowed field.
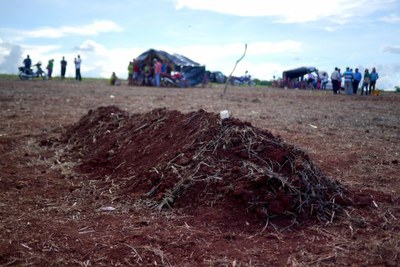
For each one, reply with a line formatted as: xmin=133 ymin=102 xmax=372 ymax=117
xmin=1 ymin=79 xmax=399 ymax=266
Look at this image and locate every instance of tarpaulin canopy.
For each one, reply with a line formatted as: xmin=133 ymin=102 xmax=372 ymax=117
xmin=134 ymin=48 xmax=205 ymax=87
xmin=282 ymin=66 xmax=318 ymax=80
xmin=135 ymin=49 xmax=201 ymax=67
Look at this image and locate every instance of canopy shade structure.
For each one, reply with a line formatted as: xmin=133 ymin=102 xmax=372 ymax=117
xmin=135 ymin=49 xmax=201 ymax=67
xmin=134 ymin=48 xmax=205 ymax=87
xmin=282 ymin=66 xmax=318 ymax=80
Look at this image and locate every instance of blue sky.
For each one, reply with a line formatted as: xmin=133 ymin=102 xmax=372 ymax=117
xmin=0 ymin=0 xmax=399 ymax=89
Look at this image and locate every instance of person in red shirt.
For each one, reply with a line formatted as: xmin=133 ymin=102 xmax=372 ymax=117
xmin=133 ymin=60 xmax=140 ymax=84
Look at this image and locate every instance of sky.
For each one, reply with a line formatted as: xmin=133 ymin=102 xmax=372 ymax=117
xmin=0 ymin=0 xmax=399 ymax=90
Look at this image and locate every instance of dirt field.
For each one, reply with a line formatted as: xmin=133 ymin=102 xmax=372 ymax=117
xmin=1 ymin=78 xmax=399 ymax=266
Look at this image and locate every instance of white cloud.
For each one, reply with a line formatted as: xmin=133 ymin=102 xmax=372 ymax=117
xmin=0 ymin=40 xmax=23 ymax=73
xmin=372 ymin=63 xmax=400 ymax=90
xmin=74 ymin=40 xmax=107 ymax=53
xmin=0 ymin=40 xmax=61 ymax=73
xmin=380 ymin=13 xmax=400 ymax=23
xmin=246 ymin=40 xmax=302 ymax=55
xmin=382 ymin=45 xmax=400 ymax=54
xmin=1 ymin=20 xmax=123 ymax=41
xmin=175 ymin=0 xmax=396 ymax=23
xmin=45 ymin=40 xmax=142 ymax=79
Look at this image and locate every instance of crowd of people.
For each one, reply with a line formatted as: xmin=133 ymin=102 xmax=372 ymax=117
xmin=22 ymin=54 xmax=83 ymax=81
xmin=23 ymin=54 xmax=381 ymax=94
xmin=124 ymin=58 xmax=177 ymax=87
xmin=330 ymin=67 xmax=379 ymax=95
xmin=275 ymin=66 xmax=380 ymax=95
xmin=23 ymin=54 xmax=186 ymax=87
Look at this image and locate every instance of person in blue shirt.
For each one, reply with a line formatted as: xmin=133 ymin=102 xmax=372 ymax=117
xmin=343 ymin=67 xmax=354 ymax=95
xmin=352 ymin=68 xmax=362 ymax=94
xmin=369 ymin=67 xmax=379 ymax=94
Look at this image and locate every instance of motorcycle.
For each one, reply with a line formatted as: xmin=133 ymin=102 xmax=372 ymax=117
xmin=18 ymin=62 xmax=48 ymax=80
xmin=161 ymin=73 xmax=184 ymax=87
xmin=229 ymin=75 xmax=256 ymax=86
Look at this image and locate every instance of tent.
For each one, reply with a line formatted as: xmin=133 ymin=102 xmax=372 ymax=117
xmin=282 ymin=66 xmax=318 ymax=80
xmin=134 ymin=49 xmax=206 ymax=87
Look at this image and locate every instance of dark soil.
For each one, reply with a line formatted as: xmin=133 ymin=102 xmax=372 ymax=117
xmin=1 ymin=79 xmax=399 ymax=266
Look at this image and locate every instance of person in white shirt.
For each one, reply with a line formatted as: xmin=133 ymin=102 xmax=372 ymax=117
xmin=330 ymin=67 xmax=340 ymax=94
xmin=320 ymin=72 xmax=329 ymax=89
xmin=74 ymin=55 xmax=82 ymax=81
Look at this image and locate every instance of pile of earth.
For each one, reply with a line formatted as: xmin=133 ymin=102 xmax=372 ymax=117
xmin=61 ymin=106 xmax=347 ymax=223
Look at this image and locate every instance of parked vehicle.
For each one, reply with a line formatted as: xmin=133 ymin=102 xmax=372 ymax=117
xmin=228 ymin=73 xmax=255 ymax=86
xmin=209 ymin=71 xmax=227 ymax=83
xmin=18 ymin=62 xmax=48 ymax=80
xmin=161 ymin=73 xmax=184 ymax=87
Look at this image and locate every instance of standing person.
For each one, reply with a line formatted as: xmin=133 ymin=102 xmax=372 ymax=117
xmin=321 ymin=72 xmax=329 ymax=90
xmin=133 ymin=60 xmax=140 ymax=84
xmin=352 ymin=68 xmax=362 ymax=95
xmin=369 ymin=67 xmax=379 ymax=95
xmin=23 ymin=55 xmax=32 ymax=69
xmin=144 ymin=64 xmax=152 ymax=86
xmin=343 ymin=67 xmax=353 ymax=95
xmin=60 ymin=56 xmax=67 ymax=79
xmin=74 ymin=55 xmax=82 ymax=81
xmin=23 ymin=55 xmax=32 ymax=74
xmin=306 ymin=71 xmax=315 ymax=89
xmin=46 ymin=59 xmax=54 ymax=79
xmin=330 ymin=67 xmax=340 ymax=94
xmin=166 ymin=63 xmax=172 ymax=76
xmin=361 ymin=69 xmax=370 ymax=95
xmin=153 ymin=58 xmax=162 ymax=87
xmin=127 ymin=61 xmax=133 ymax=86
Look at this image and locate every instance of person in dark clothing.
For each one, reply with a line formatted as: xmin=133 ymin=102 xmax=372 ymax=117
xmin=330 ymin=67 xmax=340 ymax=94
xmin=60 ymin=56 xmax=67 ymax=79
xmin=23 ymin=55 xmax=32 ymax=72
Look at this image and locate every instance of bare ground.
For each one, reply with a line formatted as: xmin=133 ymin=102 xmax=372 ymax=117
xmin=0 ymin=78 xmax=399 ymax=266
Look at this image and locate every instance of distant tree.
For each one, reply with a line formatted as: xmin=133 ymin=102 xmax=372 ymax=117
xmin=253 ymin=79 xmax=272 ymax=86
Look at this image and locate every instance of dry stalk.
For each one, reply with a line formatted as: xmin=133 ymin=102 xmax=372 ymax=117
xmin=153 ymin=116 xmax=346 ymax=223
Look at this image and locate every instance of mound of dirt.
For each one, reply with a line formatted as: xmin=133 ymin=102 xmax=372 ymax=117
xmin=62 ymin=106 xmax=346 ymax=222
